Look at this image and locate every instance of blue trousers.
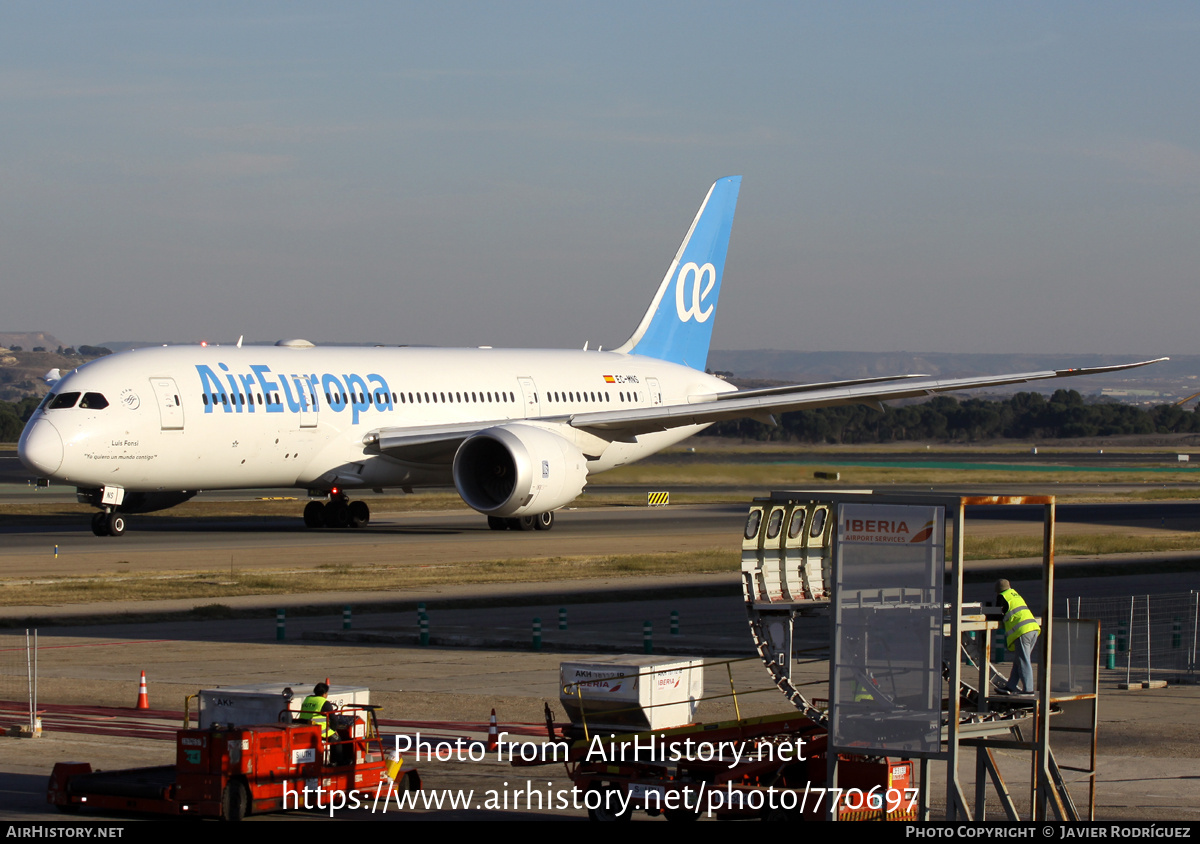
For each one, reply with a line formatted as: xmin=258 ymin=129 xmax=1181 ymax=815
xmin=1006 ymin=631 xmax=1039 ymax=693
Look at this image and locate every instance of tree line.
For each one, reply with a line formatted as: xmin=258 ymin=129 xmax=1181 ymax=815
xmin=708 ymin=390 xmax=1200 ymax=443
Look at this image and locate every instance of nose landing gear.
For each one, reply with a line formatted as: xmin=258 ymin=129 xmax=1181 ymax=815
xmin=90 ymin=510 xmax=126 ymax=537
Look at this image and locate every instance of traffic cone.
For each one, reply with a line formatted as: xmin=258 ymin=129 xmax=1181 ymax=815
xmin=486 ymin=708 xmax=499 ymax=752
xmin=135 ymin=671 xmax=150 ymax=710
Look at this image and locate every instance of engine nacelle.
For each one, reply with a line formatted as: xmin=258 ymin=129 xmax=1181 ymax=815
xmin=452 ymin=424 xmax=588 ymax=518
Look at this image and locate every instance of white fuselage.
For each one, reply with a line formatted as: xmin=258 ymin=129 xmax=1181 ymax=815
xmin=19 ymin=344 xmax=733 ymax=495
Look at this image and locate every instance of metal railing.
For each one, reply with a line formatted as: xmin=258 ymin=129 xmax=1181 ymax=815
xmin=1066 ymin=591 xmax=1198 ymax=684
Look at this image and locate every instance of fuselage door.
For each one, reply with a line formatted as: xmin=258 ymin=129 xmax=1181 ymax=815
xmin=517 ymin=377 xmax=540 ymax=418
xmin=647 ymin=377 xmax=663 ymax=407
xmin=149 ymin=377 xmax=185 ymax=431
xmin=296 ymin=375 xmax=318 ymax=428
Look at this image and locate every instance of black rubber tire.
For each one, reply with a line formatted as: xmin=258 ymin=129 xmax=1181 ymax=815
xmin=221 ymin=780 xmax=249 ymax=821
xmin=487 ymin=516 xmax=508 ymax=531
xmin=511 ymin=515 xmax=536 ymax=531
xmin=664 ymin=806 xmax=701 ymax=822
xmin=586 ymin=786 xmax=632 ymax=822
xmin=303 ymin=500 xmax=325 ymax=528
xmin=91 ymin=512 xmax=109 ymax=536
xmin=534 ymin=511 xmax=554 ymax=531
xmin=348 ymin=500 xmax=370 ymax=528
xmin=106 ymin=513 xmax=126 ymax=537
xmin=324 ymin=500 xmax=351 ymax=528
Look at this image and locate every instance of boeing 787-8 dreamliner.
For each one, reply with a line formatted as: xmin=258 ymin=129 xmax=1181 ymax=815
xmin=17 ymin=177 xmax=1164 ymax=536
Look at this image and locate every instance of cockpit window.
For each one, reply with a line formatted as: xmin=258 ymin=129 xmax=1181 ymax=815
xmin=48 ymin=392 xmax=81 ymax=409
xmin=80 ymin=393 xmax=109 ymax=409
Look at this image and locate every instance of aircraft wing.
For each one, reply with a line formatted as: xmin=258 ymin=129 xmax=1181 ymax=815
xmin=363 ymin=358 xmax=1166 ymax=458
xmin=569 ymin=358 xmax=1170 ymax=440
xmin=364 ymin=420 xmax=501 ymax=463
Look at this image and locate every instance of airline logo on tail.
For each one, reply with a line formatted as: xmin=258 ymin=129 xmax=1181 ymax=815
xmin=615 ymin=176 xmax=741 ymax=370
xmin=675 ymin=262 xmax=716 ymax=323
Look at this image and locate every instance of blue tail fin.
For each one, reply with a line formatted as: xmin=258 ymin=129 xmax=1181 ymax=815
xmin=614 ymin=176 xmax=741 ymax=370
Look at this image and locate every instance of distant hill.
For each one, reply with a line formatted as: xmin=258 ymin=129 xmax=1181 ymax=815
xmin=0 ymin=331 xmax=63 ymax=352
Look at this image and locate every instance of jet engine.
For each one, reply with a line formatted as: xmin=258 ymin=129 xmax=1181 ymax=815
xmin=452 ymin=424 xmax=588 ymax=518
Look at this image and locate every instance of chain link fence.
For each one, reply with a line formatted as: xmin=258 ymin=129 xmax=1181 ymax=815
xmin=1066 ymin=592 xmax=1198 ymax=684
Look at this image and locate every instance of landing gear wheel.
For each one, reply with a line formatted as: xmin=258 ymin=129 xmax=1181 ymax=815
xmin=534 ymin=511 xmax=554 ymax=531
xmin=487 ymin=516 xmax=508 ymax=531
xmin=91 ymin=512 xmax=109 ymax=536
xmin=348 ymin=500 xmax=370 ymax=528
xmin=509 ymin=515 xmax=536 ymax=531
xmin=303 ymin=501 xmax=325 ymax=528
xmin=221 ymin=780 xmax=249 ymax=821
xmin=324 ymin=500 xmax=351 ymax=528
xmin=105 ymin=513 xmax=126 ymax=537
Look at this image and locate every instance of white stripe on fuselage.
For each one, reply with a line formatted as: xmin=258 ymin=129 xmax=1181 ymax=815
xmin=31 ymin=345 xmax=731 ymax=492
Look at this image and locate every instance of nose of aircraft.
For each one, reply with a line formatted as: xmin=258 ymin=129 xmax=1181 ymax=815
xmin=18 ymin=417 xmax=64 ymax=476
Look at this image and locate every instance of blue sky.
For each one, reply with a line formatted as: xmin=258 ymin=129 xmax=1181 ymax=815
xmin=1 ymin=3 xmax=1196 ymax=356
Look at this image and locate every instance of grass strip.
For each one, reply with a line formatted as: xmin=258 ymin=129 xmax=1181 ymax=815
xmin=0 ymin=548 xmax=738 ymax=607
xmin=7 ymin=529 xmax=1200 ymax=609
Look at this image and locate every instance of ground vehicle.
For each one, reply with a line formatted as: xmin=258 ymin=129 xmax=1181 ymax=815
xmin=529 ymin=700 xmax=915 ymax=821
xmin=47 ymin=704 xmax=418 ymax=820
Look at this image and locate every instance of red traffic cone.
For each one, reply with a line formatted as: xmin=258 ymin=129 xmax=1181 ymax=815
xmin=486 ymin=708 xmax=499 ymax=752
xmin=135 ymin=671 xmax=150 ymax=710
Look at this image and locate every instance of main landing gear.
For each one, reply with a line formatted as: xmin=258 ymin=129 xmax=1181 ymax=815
xmin=487 ymin=511 xmax=555 ymax=531
xmin=90 ymin=510 xmax=126 ymax=537
xmin=303 ymin=492 xmax=370 ymax=529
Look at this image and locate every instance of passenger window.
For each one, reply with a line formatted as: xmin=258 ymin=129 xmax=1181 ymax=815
xmin=49 ymin=392 xmax=80 ymax=409
xmin=80 ymin=393 xmax=109 ymax=409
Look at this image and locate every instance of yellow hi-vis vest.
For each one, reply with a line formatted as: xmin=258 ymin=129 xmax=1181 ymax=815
xmin=297 ymin=695 xmax=334 ymax=738
xmin=1000 ymin=588 xmax=1041 ymax=648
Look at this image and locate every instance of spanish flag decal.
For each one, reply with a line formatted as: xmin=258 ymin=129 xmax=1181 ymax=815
xmin=603 ymin=375 xmax=616 ymax=383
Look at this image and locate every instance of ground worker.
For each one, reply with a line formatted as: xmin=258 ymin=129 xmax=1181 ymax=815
xmin=296 ymin=682 xmax=337 ymax=740
xmin=994 ymin=579 xmax=1041 ymax=694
